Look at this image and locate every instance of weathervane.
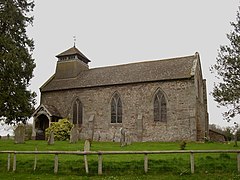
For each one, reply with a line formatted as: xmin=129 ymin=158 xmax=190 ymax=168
xmin=73 ymin=36 xmax=76 ymax=47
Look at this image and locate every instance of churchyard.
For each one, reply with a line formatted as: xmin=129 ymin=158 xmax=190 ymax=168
xmin=0 ymin=139 xmax=240 ymax=179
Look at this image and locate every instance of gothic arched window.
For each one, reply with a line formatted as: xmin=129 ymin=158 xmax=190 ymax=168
xmin=154 ymin=90 xmax=167 ymax=122
xmin=111 ymin=93 xmax=122 ymax=123
xmin=73 ymin=99 xmax=83 ymax=125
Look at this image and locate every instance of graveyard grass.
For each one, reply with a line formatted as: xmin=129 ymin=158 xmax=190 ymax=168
xmin=0 ymin=140 xmax=240 ymax=179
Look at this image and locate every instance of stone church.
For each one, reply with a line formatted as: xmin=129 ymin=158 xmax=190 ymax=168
xmin=32 ymin=46 xmax=209 ymax=142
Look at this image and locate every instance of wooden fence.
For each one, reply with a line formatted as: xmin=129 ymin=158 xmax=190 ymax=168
xmin=1 ymin=150 xmax=240 ymax=175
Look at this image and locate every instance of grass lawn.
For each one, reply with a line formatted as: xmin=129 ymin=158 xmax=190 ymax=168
xmin=0 ymin=140 xmax=240 ymax=179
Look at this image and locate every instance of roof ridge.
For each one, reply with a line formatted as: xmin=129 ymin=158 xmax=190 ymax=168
xmin=90 ymin=54 xmax=195 ymax=70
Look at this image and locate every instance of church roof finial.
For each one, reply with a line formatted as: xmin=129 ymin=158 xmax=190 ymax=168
xmin=73 ymin=35 xmax=76 ymax=47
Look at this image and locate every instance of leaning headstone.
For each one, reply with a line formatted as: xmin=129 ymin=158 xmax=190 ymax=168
xmin=14 ymin=125 xmax=25 ymax=144
xmin=48 ymin=131 xmax=54 ymax=145
xmin=70 ymin=125 xmax=79 ymax=143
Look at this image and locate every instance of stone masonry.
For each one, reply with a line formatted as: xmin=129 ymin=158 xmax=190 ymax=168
xmin=32 ymin=46 xmax=209 ymax=142
xmin=40 ymin=79 xmax=204 ymax=142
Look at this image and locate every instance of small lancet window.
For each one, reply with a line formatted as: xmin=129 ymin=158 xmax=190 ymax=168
xmin=111 ymin=93 xmax=122 ymax=123
xmin=154 ymin=90 xmax=167 ymax=122
xmin=73 ymin=99 xmax=83 ymax=126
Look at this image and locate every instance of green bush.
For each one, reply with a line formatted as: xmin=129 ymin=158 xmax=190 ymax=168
xmin=45 ymin=119 xmax=73 ymax=141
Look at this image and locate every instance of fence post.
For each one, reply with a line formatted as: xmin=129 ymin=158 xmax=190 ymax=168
xmin=7 ymin=153 xmax=11 ymax=171
xmin=84 ymin=154 xmax=89 ymax=174
xmin=34 ymin=147 xmax=37 ymax=171
xmin=54 ymin=154 xmax=58 ymax=174
xmin=190 ymin=152 xmax=194 ymax=174
xmin=144 ymin=153 xmax=148 ymax=173
xmin=13 ymin=153 xmax=16 ymax=172
xmin=237 ymin=152 xmax=240 ymax=172
xmin=98 ymin=154 xmax=103 ymax=175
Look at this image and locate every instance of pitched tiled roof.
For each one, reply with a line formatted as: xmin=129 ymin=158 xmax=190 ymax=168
xmin=41 ymin=53 xmax=199 ymax=92
xmin=32 ymin=104 xmax=62 ymax=117
xmin=56 ymin=46 xmax=91 ymax=63
xmin=44 ymin=104 xmax=62 ymax=117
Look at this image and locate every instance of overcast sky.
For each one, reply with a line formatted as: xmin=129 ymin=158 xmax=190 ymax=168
xmin=27 ymin=0 xmax=239 ymax=128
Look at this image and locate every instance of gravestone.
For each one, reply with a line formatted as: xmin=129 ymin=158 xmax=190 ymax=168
xmin=70 ymin=125 xmax=79 ymax=143
xmin=109 ymin=126 xmax=116 ymax=142
xmin=113 ymin=128 xmax=121 ymax=142
xmin=85 ymin=115 xmax=95 ymax=141
xmin=14 ymin=125 xmax=25 ymax=144
xmin=84 ymin=139 xmax=91 ymax=151
xmin=95 ymin=131 xmax=101 ymax=141
xmin=112 ymin=131 xmax=116 ymax=142
xmin=125 ymin=132 xmax=132 ymax=145
xmin=120 ymin=128 xmax=127 ymax=147
xmin=136 ymin=114 xmax=143 ymax=142
xmin=48 ymin=131 xmax=54 ymax=145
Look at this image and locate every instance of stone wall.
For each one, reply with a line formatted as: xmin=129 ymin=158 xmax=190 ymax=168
xmin=194 ymin=58 xmax=209 ymax=141
xmin=209 ymin=129 xmax=226 ymax=142
xmin=41 ymin=78 xmax=202 ymax=142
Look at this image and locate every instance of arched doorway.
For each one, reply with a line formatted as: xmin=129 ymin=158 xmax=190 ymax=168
xmin=35 ymin=114 xmax=49 ymax=140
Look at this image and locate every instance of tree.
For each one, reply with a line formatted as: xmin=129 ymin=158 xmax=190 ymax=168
xmin=223 ymin=126 xmax=234 ymax=142
xmin=0 ymin=0 xmax=36 ymax=124
xmin=211 ymin=7 xmax=240 ymax=122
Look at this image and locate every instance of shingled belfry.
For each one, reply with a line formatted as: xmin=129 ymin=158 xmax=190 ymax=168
xmin=32 ymin=46 xmax=209 ymax=141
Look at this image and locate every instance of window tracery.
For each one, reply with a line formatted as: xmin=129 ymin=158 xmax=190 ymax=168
xmin=111 ymin=93 xmax=122 ymax=123
xmin=154 ymin=90 xmax=167 ymax=122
